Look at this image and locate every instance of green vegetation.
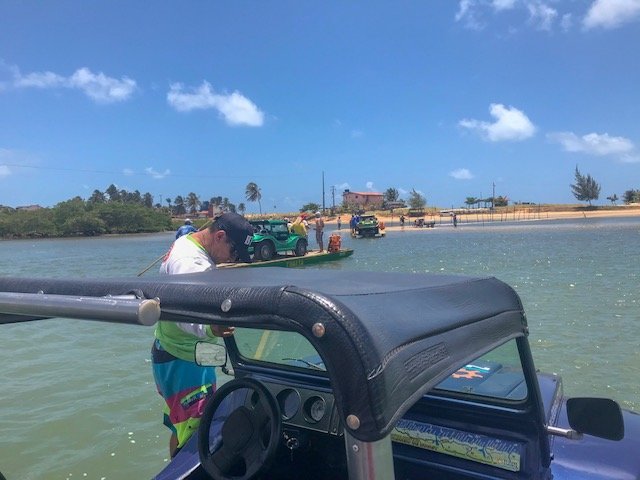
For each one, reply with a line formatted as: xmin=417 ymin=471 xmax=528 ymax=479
xmin=383 ymin=187 xmax=399 ymax=203
xmin=407 ymin=189 xmax=426 ymax=209
xmin=300 ymin=202 xmax=320 ymax=213
xmin=245 ymin=182 xmax=262 ymax=214
xmin=623 ymin=189 xmax=640 ymax=204
xmin=571 ymin=166 xmax=601 ymax=206
xmin=0 ymin=188 xmax=171 ymax=239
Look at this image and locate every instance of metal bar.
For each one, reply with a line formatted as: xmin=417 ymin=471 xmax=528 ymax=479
xmin=344 ymin=430 xmax=395 ymax=480
xmin=0 ymin=292 xmax=160 ymax=326
xmin=546 ymin=425 xmax=583 ymax=440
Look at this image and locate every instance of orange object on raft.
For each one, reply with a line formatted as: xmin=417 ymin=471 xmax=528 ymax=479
xmin=328 ymin=234 xmax=342 ymax=253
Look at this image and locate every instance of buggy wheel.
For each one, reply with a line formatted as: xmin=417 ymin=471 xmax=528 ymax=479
xmin=294 ymin=239 xmax=307 ymax=257
xmin=256 ymin=241 xmax=275 ymax=261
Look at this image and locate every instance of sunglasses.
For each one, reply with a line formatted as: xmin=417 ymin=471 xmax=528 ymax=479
xmin=225 ymin=236 xmax=242 ymax=262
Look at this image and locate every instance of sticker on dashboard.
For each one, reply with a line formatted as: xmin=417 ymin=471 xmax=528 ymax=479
xmin=392 ymin=419 xmax=522 ymax=472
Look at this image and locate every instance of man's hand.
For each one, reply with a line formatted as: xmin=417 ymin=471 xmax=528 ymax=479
xmin=210 ymin=325 xmax=235 ymax=337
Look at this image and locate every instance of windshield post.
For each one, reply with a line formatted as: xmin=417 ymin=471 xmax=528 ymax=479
xmin=344 ymin=431 xmax=395 ymax=479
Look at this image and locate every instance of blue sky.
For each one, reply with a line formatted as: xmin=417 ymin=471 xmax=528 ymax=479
xmin=1 ymin=1 xmax=639 ymax=213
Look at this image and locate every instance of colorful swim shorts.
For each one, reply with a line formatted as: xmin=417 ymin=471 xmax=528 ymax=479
xmin=151 ymin=339 xmax=216 ymax=448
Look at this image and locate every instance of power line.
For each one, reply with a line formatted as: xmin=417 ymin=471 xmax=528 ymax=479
xmin=0 ymin=163 xmax=282 ymax=179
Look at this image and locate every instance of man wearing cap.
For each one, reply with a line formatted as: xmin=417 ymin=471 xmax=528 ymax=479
xmin=152 ymin=212 xmax=254 ymax=457
xmin=175 ymin=218 xmax=197 ymax=239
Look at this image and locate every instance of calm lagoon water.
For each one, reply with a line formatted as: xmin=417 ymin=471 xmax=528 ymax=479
xmin=1 ymin=217 xmax=639 ymax=479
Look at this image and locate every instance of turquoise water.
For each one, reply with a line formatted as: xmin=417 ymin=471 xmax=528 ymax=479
xmin=1 ymin=218 xmax=639 ymax=479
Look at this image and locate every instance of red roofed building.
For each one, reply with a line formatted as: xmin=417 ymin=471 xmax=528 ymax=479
xmin=342 ymin=190 xmax=384 ymax=210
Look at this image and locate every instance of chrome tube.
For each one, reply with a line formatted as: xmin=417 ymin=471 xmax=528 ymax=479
xmin=0 ymin=292 xmax=160 ymax=326
xmin=344 ymin=430 xmax=395 ymax=480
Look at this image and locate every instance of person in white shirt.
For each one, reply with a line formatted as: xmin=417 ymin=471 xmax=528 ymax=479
xmin=152 ymin=212 xmax=254 ymax=457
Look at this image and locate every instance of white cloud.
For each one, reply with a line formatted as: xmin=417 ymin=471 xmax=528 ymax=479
xmin=583 ymin=0 xmax=640 ymax=29
xmin=9 ymin=65 xmax=136 ymax=103
xmin=145 ymin=167 xmax=171 ymax=179
xmin=450 ymin=168 xmax=474 ymax=180
xmin=527 ymin=2 xmax=558 ymax=30
xmin=0 ymin=148 xmax=37 ymax=176
xmin=68 ymin=68 xmax=136 ymax=103
xmin=351 ymin=129 xmax=364 ymax=138
xmin=459 ymin=103 xmax=536 ymax=141
xmin=14 ymin=70 xmax=66 ymax=88
xmin=561 ymin=13 xmax=573 ymax=31
xmin=456 ymin=0 xmax=562 ymax=31
xmin=365 ymin=181 xmax=375 ymax=190
xmin=455 ymin=0 xmax=486 ymax=30
xmin=167 ymin=81 xmax=264 ymax=127
xmin=335 ymin=182 xmax=350 ymax=191
xmin=492 ymin=0 xmax=517 ymax=11
xmin=123 ymin=168 xmax=134 ymax=176
xmin=621 ymin=153 xmax=640 ymax=163
xmin=548 ymin=131 xmax=636 ymax=158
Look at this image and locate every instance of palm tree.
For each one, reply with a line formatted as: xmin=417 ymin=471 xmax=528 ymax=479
xmin=174 ymin=195 xmax=186 ymax=215
xmin=186 ymin=192 xmax=201 ymax=214
xmin=245 ymin=182 xmax=262 ymax=214
xmin=464 ymin=197 xmax=478 ymax=209
xmin=238 ymin=203 xmax=246 ymax=215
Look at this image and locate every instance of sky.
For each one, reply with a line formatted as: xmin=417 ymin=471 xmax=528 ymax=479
xmin=1 ymin=1 xmax=639 ymax=213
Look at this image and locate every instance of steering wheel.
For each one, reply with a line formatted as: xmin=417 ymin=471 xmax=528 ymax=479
xmin=198 ymin=377 xmax=282 ymax=480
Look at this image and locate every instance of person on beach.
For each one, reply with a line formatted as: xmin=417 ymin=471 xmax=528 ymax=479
xmin=452 ymin=213 xmax=458 ymax=228
xmin=400 ymin=214 xmax=405 ymax=227
xmin=314 ymin=211 xmax=325 ymax=252
xmin=337 ymin=216 xmax=342 ymax=230
xmin=175 ymin=218 xmax=197 ymax=239
xmin=152 ymin=212 xmax=254 ymax=457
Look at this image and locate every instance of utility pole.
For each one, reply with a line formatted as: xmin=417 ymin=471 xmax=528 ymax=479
xmin=322 ymin=171 xmax=326 ymax=213
xmin=492 ymin=182 xmax=495 ymax=209
xmin=331 ymin=185 xmax=336 ymax=213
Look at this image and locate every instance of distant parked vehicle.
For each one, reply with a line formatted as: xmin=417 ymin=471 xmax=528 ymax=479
xmin=353 ymin=214 xmax=384 ymax=238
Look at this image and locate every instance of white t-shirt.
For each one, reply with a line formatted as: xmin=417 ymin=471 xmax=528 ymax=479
xmin=160 ymin=234 xmax=214 ymax=275
xmin=158 ymin=234 xmax=215 ymax=338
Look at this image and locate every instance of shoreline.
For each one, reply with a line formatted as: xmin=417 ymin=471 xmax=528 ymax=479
xmin=324 ymin=206 xmax=640 ymax=233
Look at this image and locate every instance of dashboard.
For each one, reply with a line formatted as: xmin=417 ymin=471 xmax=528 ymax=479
xmin=262 ymin=381 xmax=341 ymax=436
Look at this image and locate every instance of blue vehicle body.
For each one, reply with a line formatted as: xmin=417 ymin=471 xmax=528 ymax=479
xmin=0 ymin=269 xmax=638 ymax=480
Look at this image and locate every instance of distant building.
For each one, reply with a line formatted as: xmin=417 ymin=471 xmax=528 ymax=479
xmin=16 ymin=204 xmax=43 ymax=211
xmin=342 ymin=190 xmax=384 ymax=210
xmin=385 ymin=201 xmax=407 ymax=210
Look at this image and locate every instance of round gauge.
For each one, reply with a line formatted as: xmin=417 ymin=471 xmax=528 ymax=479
xmin=276 ymin=389 xmax=301 ymax=420
xmin=305 ymin=396 xmax=326 ymax=423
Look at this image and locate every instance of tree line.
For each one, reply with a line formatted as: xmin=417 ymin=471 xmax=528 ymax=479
xmin=0 ymin=182 xmax=267 ymax=239
xmin=1 ymin=185 xmax=171 ymax=238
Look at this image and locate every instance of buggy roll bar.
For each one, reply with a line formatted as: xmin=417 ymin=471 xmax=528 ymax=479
xmin=0 ymin=292 xmax=160 ymax=326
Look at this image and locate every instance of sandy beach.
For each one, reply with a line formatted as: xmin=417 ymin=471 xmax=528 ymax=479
xmin=323 ymin=205 xmax=640 ymax=233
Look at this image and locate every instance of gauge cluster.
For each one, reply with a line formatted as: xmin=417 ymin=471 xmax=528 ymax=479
xmin=263 ymin=381 xmax=340 ymax=435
